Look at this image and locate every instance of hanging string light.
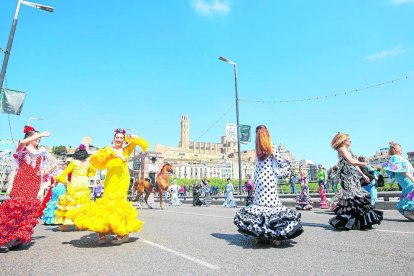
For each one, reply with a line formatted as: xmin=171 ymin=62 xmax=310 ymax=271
xmin=239 ymin=74 xmax=413 ymax=104
xmin=194 ymin=102 xmax=235 ymax=142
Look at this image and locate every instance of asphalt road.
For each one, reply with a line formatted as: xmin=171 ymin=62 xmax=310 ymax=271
xmin=1 ymin=204 xmax=413 ymax=276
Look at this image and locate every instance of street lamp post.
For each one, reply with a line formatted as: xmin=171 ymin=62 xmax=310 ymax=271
xmin=28 ymin=116 xmax=43 ymax=125
xmin=0 ymin=0 xmax=54 ymax=92
xmin=219 ymin=56 xmax=243 ymax=194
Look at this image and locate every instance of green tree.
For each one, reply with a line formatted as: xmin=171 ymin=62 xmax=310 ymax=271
xmin=52 ymin=145 xmax=67 ymax=156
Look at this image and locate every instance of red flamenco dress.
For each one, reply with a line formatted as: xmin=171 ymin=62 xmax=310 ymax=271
xmin=0 ymin=148 xmax=57 ymax=250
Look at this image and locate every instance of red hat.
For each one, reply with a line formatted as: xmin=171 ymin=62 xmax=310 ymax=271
xmin=23 ymin=125 xmax=36 ymax=134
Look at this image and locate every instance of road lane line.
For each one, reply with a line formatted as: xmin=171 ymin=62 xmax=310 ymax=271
xmin=164 ymin=210 xmax=233 ymax=219
xmin=141 ymin=239 xmax=220 ymax=270
xmin=374 ymin=229 xmax=414 ymax=235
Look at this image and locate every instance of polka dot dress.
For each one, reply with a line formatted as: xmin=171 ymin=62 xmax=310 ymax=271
xmin=0 ymin=148 xmax=43 ymax=245
xmin=234 ymin=146 xmax=304 ymax=241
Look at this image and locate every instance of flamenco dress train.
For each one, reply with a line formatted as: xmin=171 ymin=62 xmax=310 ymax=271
xmin=329 ymin=152 xmax=383 ymax=230
xmin=234 ymin=147 xmax=303 ymax=241
xmin=71 ymin=136 xmax=148 ymax=236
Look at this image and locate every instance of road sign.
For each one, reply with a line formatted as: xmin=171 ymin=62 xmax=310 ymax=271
xmin=240 ymin=124 xmax=251 ymax=144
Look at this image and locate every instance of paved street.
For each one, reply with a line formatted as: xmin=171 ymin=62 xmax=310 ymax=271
xmin=1 ymin=204 xmax=413 ymax=276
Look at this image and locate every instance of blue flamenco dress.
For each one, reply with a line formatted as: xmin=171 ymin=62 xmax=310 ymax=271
xmin=383 ymin=155 xmax=414 ymax=221
xmin=41 ymin=183 xmax=67 ymax=225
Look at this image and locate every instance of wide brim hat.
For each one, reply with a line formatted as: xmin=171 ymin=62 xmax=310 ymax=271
xmin=150 ymin=156 xmax=157 ymax=161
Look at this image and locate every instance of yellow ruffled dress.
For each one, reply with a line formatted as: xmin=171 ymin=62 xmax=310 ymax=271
xmin=71 ymin=136 xmax=148 ymax=236
xmin=54 ymin=160 xmax=96 ymax=225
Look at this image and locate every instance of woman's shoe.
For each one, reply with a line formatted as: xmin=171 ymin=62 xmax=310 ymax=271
xmin=111 ymin=235 xmax=129 ymax=245
xmin=98 ymin=235 xmax=107 ymax=244
xmin=11 ymin=239 xmax=23 ymax=248
xmin=0 ymin=245 xmax=9 ymax=253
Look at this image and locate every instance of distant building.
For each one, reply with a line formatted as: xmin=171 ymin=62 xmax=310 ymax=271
xmin=369 ymin=148 xmax=389 ymax=167
xmin=0 ymin=140 xmax=17 ymax=193
xmin=153 ymin=115 xmax=298 ymax=180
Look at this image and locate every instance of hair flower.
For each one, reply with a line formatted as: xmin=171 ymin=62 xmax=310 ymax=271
xmin=23 ymin=125 xmax=36 ymax=134
xmin=115 ymin=128 xmax=126 ymax=134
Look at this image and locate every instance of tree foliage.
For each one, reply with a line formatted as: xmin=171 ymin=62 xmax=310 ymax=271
xmin=52 ymin=145 xmax=67 ymax=156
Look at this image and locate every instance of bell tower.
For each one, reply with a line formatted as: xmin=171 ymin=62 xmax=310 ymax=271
xmin=179 ymin=115 xmax=190 ymax=150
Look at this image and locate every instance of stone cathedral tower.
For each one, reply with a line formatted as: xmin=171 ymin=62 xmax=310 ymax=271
xmin=179 ymin=115 xmax=190 ymax=150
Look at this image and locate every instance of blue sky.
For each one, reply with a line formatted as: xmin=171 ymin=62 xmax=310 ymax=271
xmin=0 ymin=0 xmax=413 ymax=166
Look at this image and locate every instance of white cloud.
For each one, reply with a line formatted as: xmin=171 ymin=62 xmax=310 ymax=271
xmin=365 ymin=46 xmax=404 ymax=61
xmin=390 ymin=0 xmax=414 ymax=5
xmin=192 ymin=0 xmax=230 ymax=17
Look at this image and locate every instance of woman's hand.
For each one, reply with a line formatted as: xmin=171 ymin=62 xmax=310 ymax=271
xmin=40 ymin=131 xmax=51 ymax=137
xmin=362 ymin=175 xmax=370 ymax=183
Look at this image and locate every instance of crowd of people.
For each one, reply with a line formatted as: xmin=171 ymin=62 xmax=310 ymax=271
xmin=0 ymin=123 xmax=413 ymax=253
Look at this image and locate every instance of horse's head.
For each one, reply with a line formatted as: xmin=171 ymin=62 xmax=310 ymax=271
xmin=162 ymin=163 xmax=174 ymax=174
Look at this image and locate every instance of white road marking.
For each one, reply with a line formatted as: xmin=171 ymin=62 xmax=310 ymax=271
xmin=374 ymin=229 xmax=414 ymax=235
xmin=141 ymin=239 xmax=220 ymax=270
xmin=164 ymin=210 xmax=233 ymax=219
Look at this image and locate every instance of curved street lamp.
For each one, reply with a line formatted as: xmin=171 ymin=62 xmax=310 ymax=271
xmin=0 ymin=0 xmax=54 ymax=92
xmin=28 ymin=116 xmax=43 ymax=126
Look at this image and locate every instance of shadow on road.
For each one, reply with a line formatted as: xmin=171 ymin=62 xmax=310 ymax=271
xmin=301 ymin=222 xmax=334 ymax=230
xmin=382 ymin=218 xmax=411 ymax=223
xmin=63 ymin=233 xmax=139 ymax=248
xmin=8 ymin=236 xmax=45 ymax=252
xmin=312 ymin=211 xmax=335 ymax=215
xmin=211 ymin=233 xmax=297 ymax=249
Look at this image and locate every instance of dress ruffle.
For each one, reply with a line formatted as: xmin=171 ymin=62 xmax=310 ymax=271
xmin=234 ymin=204 xmax=303 ymax=240
xmin=71 ymin=197 xmax=144 ymax=236
xmin=296 ymin=195 xmax=313 ymax=210
xmin=54 ymin=185 xmax=91 ymax=225
xmin=0 ymin=197 xmax=41 ymax=244
xmin=329 ymin=196 xmax=383 ymax=230
xmin=397 ymin=199 xmax=414 ymax=221
xmin=41 ymin=184 xmax=67 ymax=225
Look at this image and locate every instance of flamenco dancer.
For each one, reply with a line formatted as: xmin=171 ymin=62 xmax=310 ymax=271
xmin=234 ymin=125 xmax=303 ymax=246
xmin=71 ymin=129 xmax=148 ymax=245
xmin=54 ymin=144 xmax=96 ymax=231
xmin=295 ymin=168 xmax=313 ymax=210
xmin=329 ymin=133 xmax=383 ymax=230
xmin=383 ymin=142 xmax=414 ymax=221
xmin=0 ymin=126 xmax=60 ymax=253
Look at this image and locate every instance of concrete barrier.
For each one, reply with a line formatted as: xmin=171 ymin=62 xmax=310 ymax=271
xmin=169 ymin=191 xmax=401 ymax=210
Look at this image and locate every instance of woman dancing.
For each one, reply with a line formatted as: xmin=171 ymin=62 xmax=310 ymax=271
xmin=383 ymin=142 xmax=414 ymax=221
xmin=54 ymin=144 xmax=96 ymax=231
xmin=71 ymin=129 xmax=148 ymax=245
xmin=295 ymin=168 xmax=313 ymax=210
xmin=234 ymin=125 xmax=303 ymax=246
xmin=0 ymin=125 xmax=60 ymax=253
xmin=328 ymin=133 xmax=383 ymax=230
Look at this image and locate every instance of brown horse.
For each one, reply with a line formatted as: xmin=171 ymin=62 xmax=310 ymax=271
xmin=133 ymin=163 xmax=173 ymax=210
